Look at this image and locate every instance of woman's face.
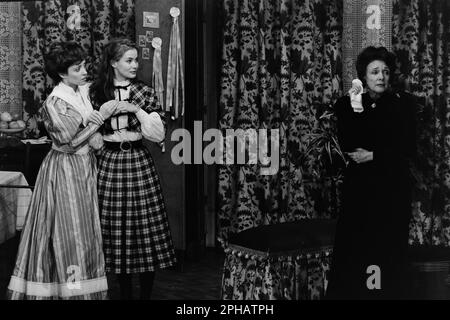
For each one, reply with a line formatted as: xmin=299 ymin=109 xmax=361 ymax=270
xmin=111 ymin=48 xmax=138 ymax=82
xmin=60 ymin=60 xmax=87 ymax=88
xmin=365 ymin=60 xmax=390 ymax=95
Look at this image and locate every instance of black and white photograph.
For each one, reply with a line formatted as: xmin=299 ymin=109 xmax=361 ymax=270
xmin=142 ymin=47 xmax=150 ymax=60
xmin=146 ymin=30 xmax=153 ymax=43
xmin=0 ymin=0 xmax=450 ymax=311
xmin=138 ymin=34 xmax=146 ymax=47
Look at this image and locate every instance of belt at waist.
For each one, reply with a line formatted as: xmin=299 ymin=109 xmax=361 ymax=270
xmin=52 ymin=144 xmax=90 ymax=155
xmin=104 ymin=140 xmax=143 ymax=152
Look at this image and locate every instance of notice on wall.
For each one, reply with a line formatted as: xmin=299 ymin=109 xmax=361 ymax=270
xmin=143 ymin=11 xmax=159 ymax=28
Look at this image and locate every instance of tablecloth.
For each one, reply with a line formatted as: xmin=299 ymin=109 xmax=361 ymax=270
xmin=0 ymin=171 xmax=32 ymax=244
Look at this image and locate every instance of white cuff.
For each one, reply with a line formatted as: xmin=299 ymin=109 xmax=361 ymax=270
xmin=136 ymin=109 xmax=165 ymax=142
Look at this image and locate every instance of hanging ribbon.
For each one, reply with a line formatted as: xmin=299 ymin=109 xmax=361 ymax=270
xmin=151 ymin=37 xmax=165 ymax=153
xmin=152 ymin=37 xmax=164 ymax=108
xmin=166 ymin=7 xmax=185 ymax=121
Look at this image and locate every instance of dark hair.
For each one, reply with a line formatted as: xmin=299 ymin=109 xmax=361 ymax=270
xmin=89 ymin=38 xmax=138 ymax=108
xmin=44 ymin=41 xmax=85 ymax=83
xmin=356 ymin=46 xmax=397 ymax=87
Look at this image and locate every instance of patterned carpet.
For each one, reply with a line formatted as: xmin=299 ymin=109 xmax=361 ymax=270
xmin=0 ymin=233 xmax=224 ymax=300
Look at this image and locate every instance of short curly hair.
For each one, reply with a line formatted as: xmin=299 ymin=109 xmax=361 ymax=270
xmin=356 ymin=46 xmax=397 ymax=87
xmin=44 ymin=41 xmax=85 ymax=83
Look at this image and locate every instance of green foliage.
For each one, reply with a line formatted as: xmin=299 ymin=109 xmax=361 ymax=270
xmin=302 ymin=108 xmax=347 ymax=179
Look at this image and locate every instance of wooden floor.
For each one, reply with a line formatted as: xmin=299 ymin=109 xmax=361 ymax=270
xmin=0 ymin=233 xmax=225 ymax=300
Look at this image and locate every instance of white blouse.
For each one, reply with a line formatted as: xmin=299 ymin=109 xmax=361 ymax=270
xmin=103 ymin=80 xmax=165 ymax=143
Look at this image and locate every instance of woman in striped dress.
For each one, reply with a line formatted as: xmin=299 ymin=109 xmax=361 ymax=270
xmin=7 ymin=41 xmax=117 ymax=299
xmin=89 ymin=39 xmax=176 ymax=300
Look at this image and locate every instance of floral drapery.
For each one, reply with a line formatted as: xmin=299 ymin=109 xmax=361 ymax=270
xmin=21 ymin=0 xmax=135 ymax=136
xmin=218 ymin=0 xmax=343 ymax=240
xmin=392 ymin=0 xmax=450 ymax=246
xmin=218 ymin=0 xmax=450 ymax=246
xmin=218 ymin=0 xmax=450 ymax=300
xmin=0 ymin=2 xmax=22 ymax=116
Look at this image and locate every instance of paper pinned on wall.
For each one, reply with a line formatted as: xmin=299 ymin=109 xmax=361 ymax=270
xmin=143 ymin=11 xmax=159 ymax=28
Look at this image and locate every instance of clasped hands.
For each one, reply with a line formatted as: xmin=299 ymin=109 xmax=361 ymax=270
xmin=346 ymin=148 xmax=373 ymax=164
xmin=88 ymin=100 xmax=140 ymax=125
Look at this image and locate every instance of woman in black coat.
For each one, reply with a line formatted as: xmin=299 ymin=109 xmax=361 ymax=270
xmin=326 ymin=46 xmax=416 ymax=300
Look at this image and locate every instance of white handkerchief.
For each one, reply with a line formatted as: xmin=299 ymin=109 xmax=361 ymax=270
xmin=349 ymin=79 xmax=363 ymax=113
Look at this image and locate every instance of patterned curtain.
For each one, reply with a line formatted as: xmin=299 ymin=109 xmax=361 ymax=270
xmin=21 ymin=0 xmax=135 ymax=137
xmin=0 ymin=2 xmax=22 ymax=116
xmin=217 ymin=0 xmax=343 ymax=239
xmin=393 ymin=0 xmax=450 ymax=246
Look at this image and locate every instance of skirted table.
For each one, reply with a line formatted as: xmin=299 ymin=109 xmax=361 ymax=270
xmin=0 ymin=171 xmax=32 ymax=244
xmin=220 ymin=219 xmax=336 ymax=300
xmin=220 ymin=219 xmax=450 ymax=300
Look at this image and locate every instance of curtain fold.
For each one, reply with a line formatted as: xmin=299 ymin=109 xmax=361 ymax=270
xmin=219 ymin=0 xmax=450 ymax=247
xmin=21 ymin=0 xmax=135 ymax=137
xmin=218 ymin=0 xmax=343 ymax=239
xmin=393 ymin=0 xmax=450 ymax=246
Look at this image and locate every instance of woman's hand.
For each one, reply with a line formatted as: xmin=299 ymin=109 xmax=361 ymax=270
xmin=88 ymin=132 xmax=104 ymax=150
xmin=87 ymin=110 xmax=104 ymax=126
xmin=347 ymin=148 xmax=373 ymax=164
xmin=115 ymin=101 xmax=139 ymax=114
xmin=99 ymin=100 xmax=119 ymax=119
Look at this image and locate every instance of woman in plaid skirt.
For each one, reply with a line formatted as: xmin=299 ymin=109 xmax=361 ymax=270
xmin=89 ymin=38 xmax=177 ymax=300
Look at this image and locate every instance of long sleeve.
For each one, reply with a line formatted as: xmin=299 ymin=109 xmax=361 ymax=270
xmin=136 ymin=85 xmax=167 ymax=134
xmin=135 ymin=109 xmax=165 ymax=142
xmin=128 ymin=83 xmax=167 ymax=143
xmin=372 ymin=93 xmax=417 ymax=172
xmin=42 ymin=96 xmax=100 ymax=150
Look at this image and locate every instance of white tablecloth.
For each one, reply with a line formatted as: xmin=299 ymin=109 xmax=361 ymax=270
xmin=0 ymin=171 xmax=32 ymax=244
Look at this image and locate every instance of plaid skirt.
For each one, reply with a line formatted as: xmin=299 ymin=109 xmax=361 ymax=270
xmin=97 ymin=144 xmax=176 ymax=274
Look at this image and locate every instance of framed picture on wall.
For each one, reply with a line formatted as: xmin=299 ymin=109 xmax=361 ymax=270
xmin=143 ymin=12 xmax=159 ymax=28
xmin=142 ymin=48 xmax=150 ymax=60
xmin=138 ymin=35 xmax=146 ymax=47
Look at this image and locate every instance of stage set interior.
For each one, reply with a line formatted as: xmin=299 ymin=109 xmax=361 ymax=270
xmin=1 ymin=0 xmax=450 ymax=300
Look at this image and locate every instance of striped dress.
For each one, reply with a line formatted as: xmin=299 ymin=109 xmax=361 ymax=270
xmin=7 ymin=83 xmax=108 ymax=300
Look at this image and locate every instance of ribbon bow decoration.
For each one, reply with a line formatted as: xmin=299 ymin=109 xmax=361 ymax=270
xmin=114 ymin=84 xmax=131 ymax=90
xmin=166 ymin=7 xmax=185 ymax=120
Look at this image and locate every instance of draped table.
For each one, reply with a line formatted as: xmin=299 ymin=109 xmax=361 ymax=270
xmin=220 ymin=219 xmax=337 ymax=300
xmin=0 ymin=171 xmax=32 ymax=244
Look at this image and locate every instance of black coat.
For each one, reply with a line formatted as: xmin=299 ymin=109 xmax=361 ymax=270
xmin=326 ymin=91 xmax=417 ymax=299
